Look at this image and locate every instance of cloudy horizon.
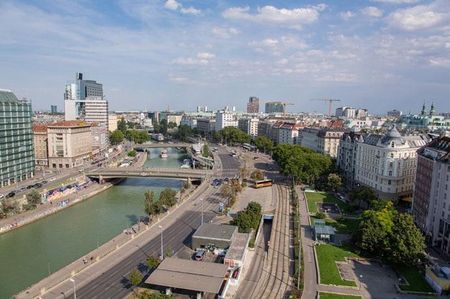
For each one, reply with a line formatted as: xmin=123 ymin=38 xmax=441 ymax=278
xmin=0 ymin=0 xmax=449 ymax=114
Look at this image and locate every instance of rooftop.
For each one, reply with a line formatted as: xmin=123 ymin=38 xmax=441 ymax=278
xmin=47 ymin=121 xmax=91 ymax=128
xmin=224 ymin=232 xmax=250 ymax=261
xmin=32 ymin=124 xmax=48 ymax=133
xmin=314 ymin=225 xmax=336 ymax=235
xmin=193 ymin=223 xmax=237 ymax=241
xmin=145 ymin=257 xmax=228 ymax=294
xmin=0 ymin=90 xmax=19 ymax=103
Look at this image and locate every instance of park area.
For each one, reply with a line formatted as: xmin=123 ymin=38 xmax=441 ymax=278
xmin=315 ymin=244 xmax=358 ymax=287
xmin=319 ymin=293 xmax=362 ymax=299
xmin=305 ymin=191 xmax=353 ymax=215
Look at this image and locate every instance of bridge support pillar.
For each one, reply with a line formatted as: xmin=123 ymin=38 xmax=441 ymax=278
xmin=98 ymin=175 xmax=104 ymax=184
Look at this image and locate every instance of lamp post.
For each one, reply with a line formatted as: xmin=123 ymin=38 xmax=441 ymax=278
xmin=159 ymin=225 xmax=164 ymax=260
xmin=201 ymin=198 xmax=204 ymax=226
xmin=69 ymin=278 xmax=77 ymax=299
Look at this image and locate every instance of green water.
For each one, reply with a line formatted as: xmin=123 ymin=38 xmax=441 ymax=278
xmin=0 ymin=148 xmax=186 ymax=298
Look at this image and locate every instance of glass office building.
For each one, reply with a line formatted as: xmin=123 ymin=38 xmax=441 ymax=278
xmin=0 ymin=90 xmax=34 ymax=188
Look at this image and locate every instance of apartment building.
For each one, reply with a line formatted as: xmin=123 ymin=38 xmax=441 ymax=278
xmin=336 ymin=131 xmax=364 ymax=188
xmin=215 ymin=109 xmax=238 ymax=131
xmin=238 ymin=118 xmax=259 ymax=137
xmin=298 ymin=127 xmax=345 ymax=158
xmin=412 ymin=137 xmax=450 ymax=254
xmin=33 ymin=124 xmax=49 ymax=168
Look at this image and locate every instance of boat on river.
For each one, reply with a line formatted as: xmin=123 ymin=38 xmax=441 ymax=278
xmin=160 ymin=149 xmax=168 ymax=158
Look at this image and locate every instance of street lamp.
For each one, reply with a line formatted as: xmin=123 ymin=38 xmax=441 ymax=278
xmin=158 ymin=225 xmax=164 ymax=260
xmin=200 ymin=198 xmax=204 ymax=226
xmin=69 ymin=278 xmax=77 ymax=299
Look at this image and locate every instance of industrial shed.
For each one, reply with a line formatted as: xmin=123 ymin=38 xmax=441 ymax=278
xmin=192 ymin=223 xmax=238 ymax=250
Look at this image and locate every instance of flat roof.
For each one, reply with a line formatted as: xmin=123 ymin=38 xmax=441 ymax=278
xmin=193 ymin=223 xmax=237 ymax=242
xmin=225 ymin=232 xmax=250 ymax=261
xmin=314 ymin=225 xmax=336 ymax=235
xmin=146 ymin=257 xmax=228 ymax=294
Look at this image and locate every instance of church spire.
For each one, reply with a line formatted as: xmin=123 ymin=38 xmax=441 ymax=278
xmin=421 ymin=102 xmax=426 ymax=116
xmin=430 ymin=102 xmax=435 ymax=117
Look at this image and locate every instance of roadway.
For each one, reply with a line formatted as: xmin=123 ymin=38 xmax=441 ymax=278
xmin=42 ymin=145 xmax=240 ymax=299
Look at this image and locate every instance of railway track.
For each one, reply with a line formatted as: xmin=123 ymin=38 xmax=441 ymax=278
xmin=249 ymin=183 xmax=292 ymax=299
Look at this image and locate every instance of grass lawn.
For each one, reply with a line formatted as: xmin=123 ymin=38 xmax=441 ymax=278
xmin=319 ymin=293 xmax=363 ymax=299
xmin=396 ymin=265 xmax=434 ymax=293
xmin=305 ymin=191 xmax=352 ymax=214
xmin=316 ymin=244 xmax=358 ymax=287
xmin=310 ymin=216 xmax=360 ymax=234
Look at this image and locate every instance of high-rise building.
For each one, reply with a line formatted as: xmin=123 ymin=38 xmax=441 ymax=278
xmin=0 ymin=90 xmax=34 ymax=187
xmin=64 ymin=73 xmax=104 ymax=121
xmin=412 ymin=137 xmax=450 ymax=254
xmin=247 ymin=97 xmax=259 ymax=114
xmin=83 ymin=96 xmax=108 ymax=124
xmin=265 ymin=101 xmax=285 ymax=114
xmin=50 ymin=105 xmax=57 ymax=114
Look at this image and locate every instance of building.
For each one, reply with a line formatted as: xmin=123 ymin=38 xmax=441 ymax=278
xmin=238 ymin=118 xmax=259 ymax=137
xmin=197 ymin=106 xmax=208 ymax=113
xmin=247 ymin=97 xmax=259 ymax=114
xmin=278 ymin=122 xmax=301 ymax=144
xmin=257 ymin=120 xmax=274 ymax=139
xmin=215 ymin=108 xmax=238 ymax=131
xmin=399 ymin=104 xmax=450 ymax=131
xmin=265 ymin=101 xmax=285 ymax=114
xmin=33 ymin=124 xmax=49 ymax=168
xmin=50 ymin=105 xmax=57 ymax=114
xmin=298 ymin=127 xmax=345 ymax=158
xmin=412 ymin=136 xmax=450 ymax=254
xmin=312 ymin=219 xmax=336 ymax=243
xmin=47 ymin=121 xmax=92 ymax=168
xmin=336 ymin=131 xmax=364 ymax=188
xmin=355 ymin=126 xmax=429 ymax=200
xmin=336 ymin=106 xmax=367 ymax=119
xmin=180 ymin=115 xmax=197 ymax=128
xmin=387 ymin=109 xmax=402 ymax=118
xmin=82 ymin=96 xmax=108 ymax=125
xmin=191 ymin=223 xmax=238 ymax=250
xmin=90 ymin=123 xmax=109 ymax=154
xmin=0 ymin=90 xmax=34 ymax=187
xmin=197 ymin=118 xmax=216 ymax=135
xmin=64 ymin=73 xmax=103 ymax=121
xmin=108 ymin=113 xmax=118 ymax=132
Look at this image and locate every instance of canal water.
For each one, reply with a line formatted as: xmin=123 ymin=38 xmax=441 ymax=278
xmin=0 ymin=148 xmax=187 ymax=298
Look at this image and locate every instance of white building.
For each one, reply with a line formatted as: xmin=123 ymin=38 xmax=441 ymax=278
xmin=215 ymin=108 xmax=238 ymax=131
xmin=238 ymin=118 xmax=259 ymax=137
xmin=83 ymin=96 xmax=108 ymax=125
xmin=412 ymin=137 xmax=450 ymax=255
xmin=355 ymin=127 xmax=429 ymax=200
xmin=278 ymin=123 xmax=300 ymax=144
xmin=298 ymin=127 xmax=345 ymax=158
xmin=108 ymin=113 xmax=118 ymax=132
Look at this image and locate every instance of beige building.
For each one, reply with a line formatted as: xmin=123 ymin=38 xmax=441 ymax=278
xmin=298 ymin=127 xmax=345 ymax=158
xmin=238 ymin=118 xmax=259 ymax=137
xmin=47 ymin=121 xmax=92 ymax=168
xmin=355 ymin=127 xmax=429 ymax=200
xmin=108 ymin=113 xmax=118 ymax=132
xmin=32 ymin=124 xmax=49 ymax=168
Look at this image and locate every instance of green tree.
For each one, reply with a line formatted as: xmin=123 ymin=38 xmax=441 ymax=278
xmin=118 ymin=118 xmax=127 ymax=134
xmin=254 ymin=135 xmax=274 ymax=153
xmin=159 ymin=188 xmax=177 ymax=207
xmin=349 ymin=186 xmax=377 ymax=209
xmin=389 ymin=213 xmax=425 ymax=266
xmin=146 ymin=256 xmax=160 ymax=270
xmin=126 ymin=130 xmax=149 ymax=144
xmin=128 ymin=150 xmax=137 ymax=157
xmin=159 ymin=119 xmax=168 ymax=135
xmin=128 ymin=268 xmax=143 ymax=287
xmin=327 ymin=173 xmax=342 ymax=192
xmin=175 ymin=125 xmax=193 ymax=141
xmin=144 ymin=191 xmax=156 ymax=217
xmin=217 ymin=127 xmax=251 ymax=145
xmin=233 ymin=201 xmax=262 ymax=233
xmin=202 ymin=144 xmax=210 ymax=158
xmin=26 ymin=190 xmax=41 ymax=209
xmin=109 ymin=130 xmax=124 ymax=145
xmin=168 ymin=121 xmax=177 ymax=129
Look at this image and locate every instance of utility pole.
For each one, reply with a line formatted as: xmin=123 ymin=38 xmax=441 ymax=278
xmin=159 ymin=225 xmax=164 ymax=260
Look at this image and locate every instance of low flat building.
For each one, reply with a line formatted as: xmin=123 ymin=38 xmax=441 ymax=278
xmin=224 ymin=232 xmax=250 ymax=268
xmin=47 ymin=121 xmax=92 ymax=168
xmin=192 ymin=223 xmax=237 ymax=250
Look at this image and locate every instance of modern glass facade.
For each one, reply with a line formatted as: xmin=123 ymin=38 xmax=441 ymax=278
xmin=0 ymin=90 xmax=34 ymax=188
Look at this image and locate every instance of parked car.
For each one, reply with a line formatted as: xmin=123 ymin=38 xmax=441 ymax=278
xmin=0 ymin=194 xmax=4 ymax=199
xmin=194 ymin=250 xmax=206 ymax=261
xmin=26 ymin=185 xmax=34 ymax=189
xmin=34 ymin=183 xmax=43 ymax=188
xmin=6 ymin=192 xmax=15 ymax=198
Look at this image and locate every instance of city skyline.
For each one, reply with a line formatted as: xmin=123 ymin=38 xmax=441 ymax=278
xmin=0 ymin=0 xmax=449 ymax=113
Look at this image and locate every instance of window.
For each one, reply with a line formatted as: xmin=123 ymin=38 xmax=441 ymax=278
xmin=388 ymin=180 xmax=391 ymax=185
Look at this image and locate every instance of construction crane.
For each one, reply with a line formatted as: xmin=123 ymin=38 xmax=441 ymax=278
xmin=310 ymin=98 xmax=341 ymax=116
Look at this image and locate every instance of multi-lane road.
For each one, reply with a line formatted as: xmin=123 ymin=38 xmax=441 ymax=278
xmin=42 ymin=146 xmax=240 ymax=299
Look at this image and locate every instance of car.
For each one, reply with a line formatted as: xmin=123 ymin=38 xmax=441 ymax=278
xmin=0 ymin=194 xmax=4 ymax=199
xmin=26 ymin=185 xmax=34 ymax=189
xmin=34 ymin=183 xmax=43 ymax=188
xmin=41 ymin=180 xmax=48 ymax=184
xmin=194 ymin=250 xmax=205 ymax=261
xmin=6 ymin=192 xmax=15 ymax=198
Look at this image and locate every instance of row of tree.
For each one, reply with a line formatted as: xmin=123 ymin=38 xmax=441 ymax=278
xmin=213 ymin=127 xmax=251 ymax=145
xmin=144 ymin=188 xmax=178 ymax=218
xmin=233 ymin=201 xmax=262 ymax=233
xmin=356 ymin=201 xmax=425 ymax=266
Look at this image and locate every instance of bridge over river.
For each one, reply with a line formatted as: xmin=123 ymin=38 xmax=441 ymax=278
xmin=86 ymin=167 xmax=212 ymax=181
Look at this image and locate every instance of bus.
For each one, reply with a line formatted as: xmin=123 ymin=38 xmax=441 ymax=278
xmin=242 ymin=143 xmax=257 ymax=151
xmin=254 ymin=179 xmax=273 ymax=189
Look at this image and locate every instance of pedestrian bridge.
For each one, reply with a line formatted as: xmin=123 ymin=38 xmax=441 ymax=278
xmin=86 ymin=167 xmax=212 ymax=181
xmin=134 ymin=143 xmax=191 ymax=150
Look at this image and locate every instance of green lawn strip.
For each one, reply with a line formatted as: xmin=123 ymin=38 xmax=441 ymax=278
xmin=305 ymin=192 xmax=352 ymax=214
xmin=310 ymin=216 xmax=360 ymax=234
xmin=395 ymin=265 xmax=434 ymax=293
xmin=319 ymin=292 xmax=363 ymax=299
xmin=316 ymin=244 xmax=358 ymax=287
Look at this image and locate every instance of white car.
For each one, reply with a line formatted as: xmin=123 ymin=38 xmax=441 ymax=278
xmin=0 ymin=194 xmax=4 ymax=199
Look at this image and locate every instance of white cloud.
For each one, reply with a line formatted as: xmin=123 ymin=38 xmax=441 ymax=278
xmin=181 ymin=7 xmax=201 ymax=15
xmin=340 ymin=11 xmax=354 ymax=20
xmin=372 ymin=0 xmax=420 ymax=3
xmin=429 ymin=57 xmax=450 ymax=67
xmin=223 ymin=4 xmax=326 ymax=25
xmin=362 ymin=6 xmax=383 ymax=18
xmin=197 ymin=52 xmax=215 ymax=60
xmin=389 ymin=4 xmax=445 ymax=31
xmin=164 ymin=0 xmax=180 ymax=11
xmin=211 ymin=27 xmax=239 ymax=38
xmin=173 ymin=52 xmax=215 ymax=65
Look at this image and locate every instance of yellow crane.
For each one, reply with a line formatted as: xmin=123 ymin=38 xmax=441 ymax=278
xmin=310 ymin=98 xmax=341 ymax=116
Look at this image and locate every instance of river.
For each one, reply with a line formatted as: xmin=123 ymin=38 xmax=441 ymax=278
xmin=0 ymin=147 xmax=187 ymax=298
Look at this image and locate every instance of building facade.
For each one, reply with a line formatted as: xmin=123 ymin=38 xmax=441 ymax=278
xmin=82 ymin=96 xmax=108 ymax=124
xmin=355 ymin=127 xmax=428 ymax=200
xmin=215 ymin=109 xmax=238 ymax=131
xmin=238 ymin=118 xmax=259 ymax=137
xmin=197 ymin=118 xmax=216 ymax=135
xmin=265 ymin=101 xmax=285 ymax=114
xmin=108 ymin=113 xmax=118 ymax=132
xmin=336 ymin=132 xmax=364 ymax=188
xmin=0 ymin=90 xmax=34 ymax=187
xmin=47 ymin=121 xmax=92 ymax=168
xmin=298 ymin=127 xmax=345 ymax=158
xmin=33 ymin=124 xmax=49 ymax=168
xmin=412 ymin=137 xmax=450 ymax=255
xmin=247 ymin=97 xmax=259 ymax=114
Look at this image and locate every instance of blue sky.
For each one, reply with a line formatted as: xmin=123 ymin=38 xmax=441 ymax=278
xmin=0 ymin=0 xmax=449 ymax=114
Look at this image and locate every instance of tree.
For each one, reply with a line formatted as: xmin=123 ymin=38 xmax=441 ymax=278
xmin=202 ymin=144 xmax=210 ymax=158
xmin=175 ymin=125 xmax=193 ymax=141
xmin=233 ymin=202 xmax=262 ymax=233
xmin=389 ymin=213 xmax=425 ymax=266
xmin=327 ymin=173 xmax=342 ymax=192
xmin=254 ymin=135 xmax=274 ymax=153
xmin=26 ymin=190 xmax=41 ymax=209
xmin=126 ymin=130 xmax=149 ymax=144
xmin=118 ymin=118 xmax=127 ymax=134
xmin=146 ymin=256 xmax=160 ymax=270
xmin=128 ymin=268 xmax=143 ymax=287
xmin=247 ymin=201 xmax=262 ymax=217
xmin=109 ymin=130 xmax=124 ymax=145
xmin=128 ymin=150 xmax=137 ymax=157
xmin=168 ymin=121 xmax=177 ymax=129
xmin=144 ymin=191 xmax=156 ymax=217
xmin=159 ymin=188 xmax=177 ymax=207
xmin=349 ymin=186 xmax=377 ymax=209
xmin=250 ymin=170 xmax=264 ymax=181
xmin=159 ymin=119 xmax=168 ymax=135
xmin=217 ymin=127 xmax=251 ymax=145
